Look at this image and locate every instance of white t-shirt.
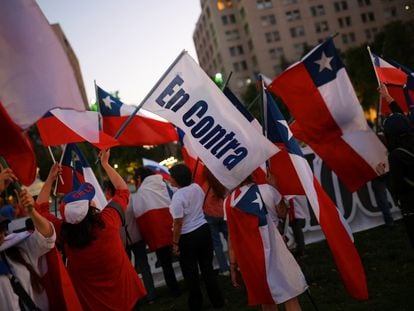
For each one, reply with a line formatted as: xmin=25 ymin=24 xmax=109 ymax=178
xmin=169 ymin=183 xmax=207 ymax=234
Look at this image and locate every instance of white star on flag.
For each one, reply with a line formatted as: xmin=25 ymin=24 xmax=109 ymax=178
xmin=276 ymin=120 xmax=293 ymax=140
xmin=314 ymin=52 xmax=333 ymax=72
xmin=102 ymin=96 xmax=114 ymax=109
xmin=252 ymin=192 xmax=263 ymax=210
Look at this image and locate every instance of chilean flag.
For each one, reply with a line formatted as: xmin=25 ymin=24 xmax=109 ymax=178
xmin=263 ymin=85 xmax=368 ymax=300
xmin=37 ymin=109 xmax=119 ymax=150
xmin=42 ymin=247 xmax=83 ymax=311
xmin=269 ymin=38 xmax=388 ymax=193
xmin=142 ymin=158 xmax=170 ymax=180
xmin=97 ymin=86 xmax=178 ymax=146
xmin=369 ymin=52 xmax=408 ymax=114
xmin=57 ymin=143 xmax=107 ymax=211
xmin=224 ymin=184 xmax=307 ymax=305
xmin=369 ymin=52 xmax=414 ymax=115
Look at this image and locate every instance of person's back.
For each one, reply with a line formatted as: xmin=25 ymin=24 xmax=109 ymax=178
xmin=66 ymin=190 xmax=144 ymax=311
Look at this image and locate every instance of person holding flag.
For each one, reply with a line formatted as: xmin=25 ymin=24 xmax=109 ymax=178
xmin=225 ymin=172 xmax=307 ymax=311
xmin=35 ymin=150 xmax=146 ymax=311
xmin=0 ymin=166 xmax=56 ymax=311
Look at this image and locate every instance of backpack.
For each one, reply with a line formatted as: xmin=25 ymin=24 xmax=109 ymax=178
xmin=107 ymin=201 xmax=132 ymax=258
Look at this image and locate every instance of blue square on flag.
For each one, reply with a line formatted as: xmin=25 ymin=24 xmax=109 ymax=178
xmin=236 ymin=185 xmax=267 ymax=227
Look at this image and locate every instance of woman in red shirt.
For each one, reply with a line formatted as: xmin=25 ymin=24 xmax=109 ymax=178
xmin=36 ymin=150 xmax=146 ymax=311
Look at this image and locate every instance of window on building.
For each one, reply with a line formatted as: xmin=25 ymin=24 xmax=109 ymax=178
xmin=310 ymin=4 xmax=325 ymax=16
xmin=248 ymin=39 xmax=254 ymax=50
xmin=357 ymin=0 xmax=371 ymax=6
xmin=256 ymin=0 xmax=273 ymax=10
xmin=265 ymin=30 xmax=281 ymax=43
xmin=252 ymin=55 xmax=258 ymax=67
xmin=225 ymin=29 xmax=240 ymax=41
xmin=334 ymin=1 xmax=348 ymax=12
xmin=315 ymin=21 xmax=329 ymax=33
xmin=240 ymin=6 xmax=246 ymax=19
xmin=361 ymin=12 xmax=375 ymax=23
xmin=261 ymin=14 xmax=277 ymax=26
xmin=342 ymin=32 xmax=356 ymax=44
xmin=338 ymin=16 xmax=352 ymax=28
xmin=229 ymin=46 xmax=236 ymax=56
xmin=293 ymin=43 xmax=306 ymax=55
xmin=384 ymin=7 xmax=397 ymax=18
xmin=222 ymin=15 xmax=228 ymax=25
xmin=241 ymin=61 xmax=247 ymax=70
xmin=229 ymin=14 xmax=236 ymax=23
xmin=237 ymin=45 xmax=244 ymax=55
xmin=283 ymin=0 xmax=297 ymax=4
xmin=217 ymin=0 xmax=233 ymax=10
xmin=286 ymin=9 xmax=301 ymax=21
xmin=269 ymin=47 xmax=284 ymax=59
xmin=290 ymin=26 xmax=305 ymax=38
xmin=244 ymin=23 xmax=250 ymax=35
xmin=206 ymin=7 xmax=211 ymax=18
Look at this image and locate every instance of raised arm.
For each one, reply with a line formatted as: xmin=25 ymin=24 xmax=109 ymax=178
xmin=18 ymin=189 xmax=54 ymax=238
xmin=37 ymin=162 xmax=61 ymax=204
xmin=99 ymin=149 xmax=128 ymax=190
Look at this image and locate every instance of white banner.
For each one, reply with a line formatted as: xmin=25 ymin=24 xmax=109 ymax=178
xmin=142 ymin=52 xmax=279 ymax=189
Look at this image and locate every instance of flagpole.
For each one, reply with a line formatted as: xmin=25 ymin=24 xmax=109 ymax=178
xmin=367 ymin=46 xmax=382 ymax=131
xmin=48 ymin=146 xmax=65 ymax=185
xmin=94 ymin=80 xmax=102 ymax=131
xmin=258 ymin=76 xmax=271 ymax=174
xmin=113 ymin=50 xmax=188 ymax=140
xmin=53 ymin=144 xmax=67 ymax=197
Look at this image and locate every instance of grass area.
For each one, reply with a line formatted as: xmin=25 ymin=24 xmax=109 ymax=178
xmin=140 ymin=221 xmax=414 ymax=311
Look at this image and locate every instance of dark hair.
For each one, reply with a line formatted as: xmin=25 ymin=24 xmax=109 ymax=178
xmin=61 ymin=207 xmax=105 ymax=249
xmin=103 ymin=180 xmax=116 ymax=197
xmin=202 ymin=166 xmax=227 ymax=199
xmin=170 ymin=164 xmax=192 ymax=187
xmin=5 ymin=247 xmax=43 ymax=293
xmin=133 ymin=167 xmax=154 ymax=183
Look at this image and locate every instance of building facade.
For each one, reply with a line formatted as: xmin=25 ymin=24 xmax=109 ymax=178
xmin=193 ymin=0 xmax=413 ymax=96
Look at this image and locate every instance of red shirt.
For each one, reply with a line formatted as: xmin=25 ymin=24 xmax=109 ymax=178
xmin=37 ymin=189 xmax=146 ymax=311
xmin=201 ymin=182 xmax=225 ymax=218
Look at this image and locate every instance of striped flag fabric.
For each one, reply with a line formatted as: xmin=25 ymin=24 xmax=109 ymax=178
xmin=97 ymin=86 xmax=178 ymax=146
xmin=142 ymin=158 xmax=170 ymax=180
xmin=37 ymin=109 xmax=119 ymax=150
xmin=269 ymin=38 xmax=388 ymax=193
xmin=369 ymin=52 xmax=414 ymax=115
xmin=57 ymin=144 xmax=107 ymax=211
xmin=263 ymin=86 xmax=368 ymax=299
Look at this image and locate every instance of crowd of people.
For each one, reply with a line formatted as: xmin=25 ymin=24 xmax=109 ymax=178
xmin=0 ymin=84 xmax=412 ymax=310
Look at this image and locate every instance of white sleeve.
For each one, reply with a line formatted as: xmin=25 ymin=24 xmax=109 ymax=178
xmin=21 ymin=223 xmax=56 ymax=260
xmin=169 ymin=193 xmax=184 ymax=219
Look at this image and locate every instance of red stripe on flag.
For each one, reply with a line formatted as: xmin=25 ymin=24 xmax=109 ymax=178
xmin=314 ymin=179 xmax=368 ymax=299
xmin=269 ymin=63 xmax=343 ymax=144
xmin=225 ymin=198 xmax=274 ymax=305
xmin=37 ymin=114 xmax=85 ymax=146
xmin=136 ymin=208 xmax=173 ymax=251
xmin=102 ymin=116 xmax=178 ymax=146
xmin=381 ymin=85 xmax=409 ymax=115
xmin=375 ymin=66 xmax=407 ymax=86
xmin=0 ymin=103 xmax=36 ymax=186
xmin=305 ymin=135 xmax=377 ymax=192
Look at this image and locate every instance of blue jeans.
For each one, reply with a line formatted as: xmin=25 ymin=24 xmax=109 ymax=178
xmin=204 ymin=215 xmax=229 ymax=273
xmin=131 ymin=240 xmax=156 ymax=300
xmin=371 ymin=176 xmax=394 ymax=226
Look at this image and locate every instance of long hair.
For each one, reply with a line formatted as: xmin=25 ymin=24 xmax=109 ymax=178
xmin=5 ymin=247 xmax=43 ymax=293
xmin=202 ymin=166 xmax=227 ymax=199
xmin=61 ymin=207 xmax=105 ymax=249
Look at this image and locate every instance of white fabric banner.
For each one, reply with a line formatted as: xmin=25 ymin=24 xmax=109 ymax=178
xmin=142 ymin=52 xmax=279 ymax=189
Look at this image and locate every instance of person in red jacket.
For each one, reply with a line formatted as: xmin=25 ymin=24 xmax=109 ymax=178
xmin=36 ymin=150 xmax=146 ymax=311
